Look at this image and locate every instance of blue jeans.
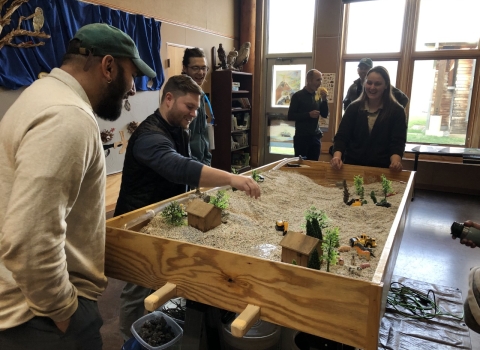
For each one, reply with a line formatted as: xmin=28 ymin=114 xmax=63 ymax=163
xmin=0 ymin=297 xmax=103 ymax=350
xmin=294 ymin=134 xmax=321 ymax=161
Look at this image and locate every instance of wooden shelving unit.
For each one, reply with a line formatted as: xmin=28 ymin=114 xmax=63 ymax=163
xmin=211 ymin=70 xmax=253 ymax=173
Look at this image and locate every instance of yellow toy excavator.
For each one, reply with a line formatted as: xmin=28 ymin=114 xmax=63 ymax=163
xmin=275 ymin=220 xmax=289 ymax=236
xmin=349 ymin=234 xmax=377 ymax=248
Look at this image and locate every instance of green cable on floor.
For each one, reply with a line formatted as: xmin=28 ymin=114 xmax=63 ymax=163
xmin=387 ymin=282 xmax=464 ymax=320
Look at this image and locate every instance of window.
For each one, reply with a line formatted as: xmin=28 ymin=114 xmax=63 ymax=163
xmin=267 ymin=0 xmax=316 ymax=54
xmin=341 ymin=0 xmax=480 ymax=147
xmin=416 ymin=0 xmax=480 ymax=52
xmin=345 ymin=0 xmax=405 ymax=54
xmin=408 ymin=59 xmax=475 ymax=145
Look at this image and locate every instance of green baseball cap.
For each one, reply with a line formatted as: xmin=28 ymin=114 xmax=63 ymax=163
xmin=358 ymin=58 xmax=373 ymax=69
xmin=72 ymin=23 xmax=156 ymax=78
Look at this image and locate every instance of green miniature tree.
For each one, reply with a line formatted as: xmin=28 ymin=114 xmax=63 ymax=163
xmin=292 ymin=259 xmax=297 ymax=265
xmin=209 ymin=190 xmax=229 ymax=210
xmin=304 ymin=206 xmax=328 ymax=228
xmin=342 ymin=179 xmax=350 ymax=205
xmin=376 ymin=174 xmax=393 ymax=208
xmin=370 ymin=190 xmax=377 ymax=204
xmin=251 ymin=169 xmax=264 ymax=183
xmin=354 ymin=175 xmax=367 ymax=204
xmin=311 ymin=218 xmax=323 ymax=241
xmin=304 ymin=206 xmax=328 ymax=241
xmin=161 ymin=201 xmax=186 ymax=226
xmin=306 ymin=220 xmax=314 ymax=237
xmin=321 ymin=227 xmax=340 ymax=272
xmin=307 ymin=248 xmax=321 ymax=270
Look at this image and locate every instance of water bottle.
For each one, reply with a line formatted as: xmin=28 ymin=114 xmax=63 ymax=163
xmin=451 ymin=221 xmax=480 ymax=246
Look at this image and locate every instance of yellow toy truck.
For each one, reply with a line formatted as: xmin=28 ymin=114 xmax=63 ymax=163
xmin=349 ymin=234 xmax=377 ymax=248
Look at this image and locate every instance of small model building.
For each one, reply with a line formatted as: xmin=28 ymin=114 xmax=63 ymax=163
xmin=279 ymin=231 xmax=320 ymax=268
xmin=186 ymin=199 xmax=222 ymax=232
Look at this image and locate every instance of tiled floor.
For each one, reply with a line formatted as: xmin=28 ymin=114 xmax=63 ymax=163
xmin=99 ymin=189 xmax=480 ymax=350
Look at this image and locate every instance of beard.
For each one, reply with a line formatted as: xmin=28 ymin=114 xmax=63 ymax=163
xmin=95 ymin=64 xmax=129 ymax=122
xmin=168 ymin=100 xmax=190 ymax=129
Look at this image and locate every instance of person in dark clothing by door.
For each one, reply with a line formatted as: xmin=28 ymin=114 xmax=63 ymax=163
xmin=287 ymin=69 xmax=328 ymax=160
xmin=114 ymin=75 xmax=261 ymax=341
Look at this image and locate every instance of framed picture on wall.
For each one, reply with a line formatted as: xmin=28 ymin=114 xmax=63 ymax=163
xmin=271 ymin=64 xmax=306 ymax=108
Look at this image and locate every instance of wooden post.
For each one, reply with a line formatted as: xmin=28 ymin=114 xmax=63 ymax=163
xmin=231 ymin=304 xmax=260 ymax=337
xmin=144 ymin=282 xmax=177 ymax=311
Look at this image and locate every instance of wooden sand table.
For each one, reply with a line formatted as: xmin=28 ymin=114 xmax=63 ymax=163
xmin=142 ymin=170 xmax=406 ymax=281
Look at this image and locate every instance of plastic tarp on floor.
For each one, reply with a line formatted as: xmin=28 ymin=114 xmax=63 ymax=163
xmin=379 ymin=275 xmax=472 ymax=349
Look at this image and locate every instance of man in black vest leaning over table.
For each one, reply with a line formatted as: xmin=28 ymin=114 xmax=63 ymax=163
xmin=114 ymin=75 xmax=260 ymax=341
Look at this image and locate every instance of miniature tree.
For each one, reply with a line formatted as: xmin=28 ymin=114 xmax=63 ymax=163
xmin=209 ymin=190 xmax=229 ymax=210
xmin=376 ymin=174 xmax=393 ymax=208
xmin=370 ymin=190 xmax=377 ymax=204
xmin=342 ymin=179 xmax=350 ymax=205
xmin=304 ymin=206 xmax=328 ymax=241
xmin=292 ymin=259 xmax=297 ymax=265
xmin=321 ymin=227 xmax=340 ymax=272
xmin=307 ymin=248 xmax=321 ymax=270
xmin=251 ymin=169 xmax=264 ymax=183
xmin=161 ymin=201 xmax=186 ymax=226
xmin=354 ymin=175 xmax=367 ymax=204
xmin=306 ymin=220 xmax=314 ymax=238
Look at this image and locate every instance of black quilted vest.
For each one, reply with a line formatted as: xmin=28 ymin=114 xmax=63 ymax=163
xmin=114 ymin=109 xmax=190 ymax=216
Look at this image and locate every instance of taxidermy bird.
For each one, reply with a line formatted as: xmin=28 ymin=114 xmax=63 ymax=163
xmin=226 ymin=48 xmax=238 ymax=70
xmin=32 ymin=7 xmax=44 ymax=32
xmin=216 ymin=43 xmax=226 ymax=69
xmin=233 ymin=42 xmax=251 ymax=70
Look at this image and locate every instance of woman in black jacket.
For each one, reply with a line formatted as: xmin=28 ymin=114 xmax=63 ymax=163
xmin=331 ymin=66 xmax=407 ymax=171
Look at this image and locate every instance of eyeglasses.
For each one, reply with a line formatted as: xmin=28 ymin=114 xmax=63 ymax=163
xmin=188 ymin=66 xmax=209 ymax=73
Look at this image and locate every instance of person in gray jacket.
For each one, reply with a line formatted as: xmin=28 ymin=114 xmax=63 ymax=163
xmin=183 ymin=47 xmax=212 ymax=166
xmin=0 ymin=23 xmax=156 ymax=350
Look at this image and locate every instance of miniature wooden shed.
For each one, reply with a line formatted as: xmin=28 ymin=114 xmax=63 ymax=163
xmin=186 ymin=199 xmax=221 ymax=232
xmin=279 ymin=231 xmax=320 ymax=267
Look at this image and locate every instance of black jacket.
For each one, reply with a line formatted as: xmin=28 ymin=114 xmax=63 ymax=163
xmin=287 ymin=87 xmax=328 ymax=136
xmin=114 ymin=110 xmax=194 ymax=216
xmin=333 ymin=101 xmax=407 ymax=168
xmin=343 ymin=78 xmax=409 ymax=110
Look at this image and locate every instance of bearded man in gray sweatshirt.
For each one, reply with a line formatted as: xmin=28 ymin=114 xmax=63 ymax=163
xmin=0 ymin=23 xmax=156 ymax=350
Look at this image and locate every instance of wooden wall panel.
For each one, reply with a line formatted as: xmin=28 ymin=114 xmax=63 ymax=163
xmin=84 ymin=0 xmax=239 ymax=38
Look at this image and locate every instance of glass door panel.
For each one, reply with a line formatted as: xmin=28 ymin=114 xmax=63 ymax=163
xmin=264 ymin=58 xmax=312 ymax=164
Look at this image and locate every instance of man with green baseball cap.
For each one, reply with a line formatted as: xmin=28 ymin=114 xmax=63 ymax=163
xmin=73 ymin=23 xmax=156 ymax=79
xmin=0 ymin=23 xmax=155 ymax=350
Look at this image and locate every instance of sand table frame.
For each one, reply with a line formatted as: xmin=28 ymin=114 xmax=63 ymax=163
xmin=106 ymin=160 xmax=415 ymax=349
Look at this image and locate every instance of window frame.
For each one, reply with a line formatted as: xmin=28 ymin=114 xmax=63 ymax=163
xmin=338 ymin=0 xmax=480 ymax=147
